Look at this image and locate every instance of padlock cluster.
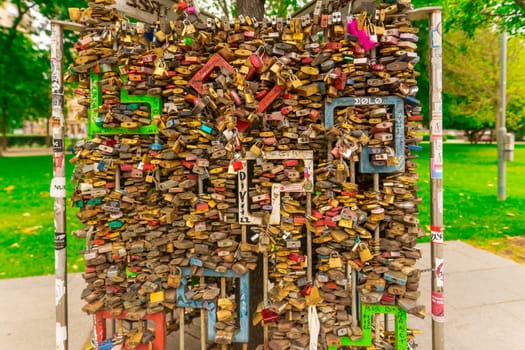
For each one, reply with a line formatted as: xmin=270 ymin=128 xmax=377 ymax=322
xmin=70 ymin=0 xmax=425 ymax=348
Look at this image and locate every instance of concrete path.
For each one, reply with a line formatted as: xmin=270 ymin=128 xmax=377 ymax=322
xmin=1 ymin=240 xmax=524 ymax=349
xmin=1 ymin=147 xmax=53 ymax=157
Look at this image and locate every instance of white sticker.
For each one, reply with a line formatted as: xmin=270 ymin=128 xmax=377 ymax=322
xmin=55 ymin=279 xmax=65 ymax=306
xmin=50 ymin=177 xmax=66 ymax=198
xmin=56 ymin=323 xmax=67 ymax=349
xmin=435 ymin=258 xmax=444 ymax=288
xmin=432 ymin=139 xmax=443 ymax=166
xmin=279 ymin=183 xmax=305 ymax=192
xmin=432 ymin=102 xmax=442 ymax=115
xmin=431 ymin=226 xmax=444 ymax=244
xmin=430 ymin=119 xmax=443 ymax=137
xmin=431 ymin=27 xmax=442 ymax=48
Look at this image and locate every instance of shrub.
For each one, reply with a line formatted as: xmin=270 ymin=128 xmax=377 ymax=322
xmin=7 ymin=135 xmax=48 ymax=147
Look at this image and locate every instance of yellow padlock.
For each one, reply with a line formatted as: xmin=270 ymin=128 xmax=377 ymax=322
xmin=359 ymin=243 xmax=373 ymax=262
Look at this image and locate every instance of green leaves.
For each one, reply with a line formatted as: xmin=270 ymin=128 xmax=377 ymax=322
xmin=443 ymin=0 xmax=525 ymax=36
xmin=0 ymin=0 xmax=86 ymax=149
xmin=441 ymin=28 xmax=525 ymax=136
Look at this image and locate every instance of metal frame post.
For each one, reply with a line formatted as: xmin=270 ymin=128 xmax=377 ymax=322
xmin=50 ymin=22 xmax=68 ymax=350
xmin=497 ymin=31 xmax=507 ymax=200
xmin=407 ymin=7 xmax=444 ymax=350
xmin=429 ymin=10 xmax=445 ymax=350
xmin=50 ymin=20 xmax=85 ymax=350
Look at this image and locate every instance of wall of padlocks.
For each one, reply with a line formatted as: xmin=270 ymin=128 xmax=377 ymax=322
xmin=69 ymin=0 xmax=425 ymax=348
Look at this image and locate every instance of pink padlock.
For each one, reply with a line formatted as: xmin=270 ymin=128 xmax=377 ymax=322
xmin=230 ymin=90 xmax=242 ymax=105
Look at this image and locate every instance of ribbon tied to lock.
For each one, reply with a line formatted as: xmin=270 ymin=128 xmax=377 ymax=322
xmin=347 ymin=13 xmax=379 ymax=51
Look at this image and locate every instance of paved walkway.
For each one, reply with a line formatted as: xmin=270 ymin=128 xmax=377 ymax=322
xmin=1 ymin=241 xmax=524 ymax=349
xmin=1 ymin=147 xmax=53 ymax=157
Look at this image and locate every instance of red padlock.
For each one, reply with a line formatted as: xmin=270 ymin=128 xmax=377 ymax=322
xmin=249 ymin=52 xmax=263 ymax=69
xmin=300 ymin=282 xmax=313 ymax=296
xmin=281 ymin=105 xmax=293 ymax=115
xmin=261 ymin=308 xmax=279 ymax=324
xmin=232 ymin=160 xmax=244 ymax=171
xmin=176 ymin=1 xmax=188 ymax=11
xmin=302 ymin=56 xmax=314 ymax=65
xmin=255 ymin=89 xmax=268 ymax=100
xmin=196 ymin=202 xmax=209 ymax=211
xmin=283 ymin=159 xmax=298 ymax=167
xmin=371 ymin=63 xmax=386 ymax=71
xmin=181 ymin=160 xmax=194 ymax=169
xmin=333 ymin=70 xmax=347 ymax=90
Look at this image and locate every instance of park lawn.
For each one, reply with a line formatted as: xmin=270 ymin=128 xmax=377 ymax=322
xmin=0 ymin=143 xmax=524 ymax=278
xmin=413 ymin=143 xmax=525 ymax=262
xmin=0 ymin=155 xmax=85 ymax=278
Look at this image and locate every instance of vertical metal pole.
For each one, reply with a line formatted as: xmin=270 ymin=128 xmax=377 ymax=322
xmin=179 ymin=308 xmax=185 ymax=350
xmin=263 ymin=250 xmax=269 ymax=345
xmin=200 ymin=276 xmax=206 ymax=350
xmin=198 ymin=176 xmax=207 ymax=350
xmin=220 ymin=277 xmax=227 ymax=350
xmin=306 ymin=193 xmax=312 ymax=281
xmin=498 ymin=31 xmax=507 ymax=201
xmin=429 ymin=9 xmax=445 ymax=350
xmin=241 ymin=224 xmax=248 ymax=350
xmin=50 ymin=22 xmax=68 ymax=350
xmin=349 ymin=159 xmax=357 ymax=325
xmin=198 ymin=175 xmax=207 ymax=350
xmin=372 ymin=173 xmax=380 ymax=344
xmin=372 ymin=173 xmax=380 ymax=253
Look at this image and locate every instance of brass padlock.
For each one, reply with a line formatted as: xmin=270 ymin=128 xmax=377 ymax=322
xmin=154 ymin=30 xmax=166 ymax=42
xmin=249 ymin=143 xmax=262 ymax=156
xmin=182 ymin=19 xmax=196 ymax=36
xmin=358 ymin=243 xmax=373 ymax=262
xmin=290 ymin=74 xmax=303 ymax=89
xmin=167 ymin=266 xmax=182 ymax=288
xmin=328 ymin=252 xmax=343 ymax=269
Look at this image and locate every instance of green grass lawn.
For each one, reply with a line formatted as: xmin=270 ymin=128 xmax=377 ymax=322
xmin=0 ymin=155 xmax=85 ymax=278
xmin=414 ymin=143 xmax=525 ymax=242
xmin=0 ymin=143 xmax=523 ymax=278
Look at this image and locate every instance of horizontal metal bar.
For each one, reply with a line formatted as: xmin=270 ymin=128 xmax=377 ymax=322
xmin=406 ymin=7 xmax=442 ymax=21
xmin=50 ymin=20 xmax=85 ymax=32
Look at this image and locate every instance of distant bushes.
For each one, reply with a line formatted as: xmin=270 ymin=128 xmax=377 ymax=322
xmin=418 ymin=134 xmax=458 ymax=142
xmin=6 ymin=135 xmax=48 ymax=147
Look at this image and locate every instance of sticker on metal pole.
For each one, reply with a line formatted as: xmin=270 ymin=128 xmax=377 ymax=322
xmin=431 ymin=291 xmax=445 ymax=323
xmin=50 ymin=177 xmax=66 ymax=198
xmin=435 ymin=257 xmax=444 ymax=288
xmin=431 ymin=225 xmax=444 ymax=244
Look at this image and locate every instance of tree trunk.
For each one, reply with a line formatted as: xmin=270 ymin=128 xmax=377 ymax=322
xmin=467 ymin=130 xmax=478 ymax=144
xmin=1 ymin=99 xmax=7 ymax=152
xmin=236 ymin=0 xmax=266 ymax=19
xmin=45 ymin=117 xmax=51 ymax=147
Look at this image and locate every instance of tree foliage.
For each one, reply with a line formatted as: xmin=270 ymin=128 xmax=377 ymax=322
xmin=442 ymin=28 xmax=525 ymax=141
xmin=443 ymin=0 xmax=525 ymax=36
xmin=1 ymin=0 xmax=524 ymax=153
xmin=0 ymin=0 xmax=85 ymax=152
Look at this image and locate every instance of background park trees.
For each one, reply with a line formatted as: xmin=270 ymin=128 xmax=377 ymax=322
xmin=0 ymin=0 xmax=524 ymax=153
